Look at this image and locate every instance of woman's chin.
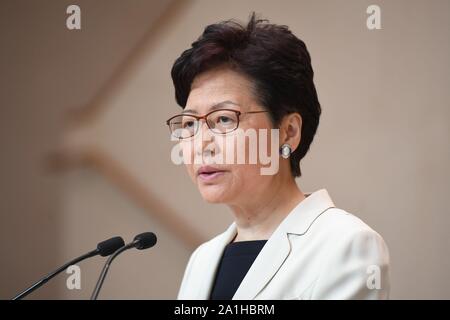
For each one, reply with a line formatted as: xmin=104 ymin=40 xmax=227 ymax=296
xmin=198 ymin=185 xmax=231 ymax=203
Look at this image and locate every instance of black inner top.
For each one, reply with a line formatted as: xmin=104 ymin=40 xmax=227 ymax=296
xmin=209 ymin=240 xmax=268 ymax=300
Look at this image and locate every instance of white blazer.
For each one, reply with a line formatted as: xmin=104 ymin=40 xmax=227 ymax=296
xmin=177 ymin=189 xmax=390 ymax=300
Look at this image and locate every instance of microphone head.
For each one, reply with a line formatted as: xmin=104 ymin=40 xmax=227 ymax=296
xmin=97 ymin=236 xmax=125 ymax=256
xmin=133 ymin=232 xmax=157 ymax=250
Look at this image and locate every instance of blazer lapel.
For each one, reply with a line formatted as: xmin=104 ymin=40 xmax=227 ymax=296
xmin=232 ymin=228 xmax=291 ymax=300
xmin=196 ymin=222 xmax=238 ymax=299
xmin=232 ymin=189 xmax=335 ymax=300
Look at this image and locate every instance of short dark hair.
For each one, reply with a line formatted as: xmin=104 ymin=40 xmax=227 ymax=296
xmin=171 ymin=13 xmax=321 ymax=177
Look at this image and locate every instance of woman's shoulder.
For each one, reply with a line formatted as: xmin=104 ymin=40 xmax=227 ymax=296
xmin=314 ymin=207 xmax=385 ymax=240
xmin=308 ymin=207 xmax=390 ymax=264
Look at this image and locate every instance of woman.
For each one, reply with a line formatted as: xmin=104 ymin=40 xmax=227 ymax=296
xmin=167 ymin=13 xmax=390 ymax=300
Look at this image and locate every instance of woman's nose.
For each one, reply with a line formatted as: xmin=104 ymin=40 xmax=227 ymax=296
xmin=194 ymin=120 xmax=216 ymax=157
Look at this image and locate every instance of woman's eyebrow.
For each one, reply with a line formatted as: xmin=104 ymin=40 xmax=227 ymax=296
xmin=182 ymin=100 xmax=240 ymax=114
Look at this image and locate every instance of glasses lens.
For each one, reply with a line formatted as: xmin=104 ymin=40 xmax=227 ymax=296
xmin=169 ymin=115 xmax=198 ymax=139
xmin=207 ymin=110 xmax=239 ymax=134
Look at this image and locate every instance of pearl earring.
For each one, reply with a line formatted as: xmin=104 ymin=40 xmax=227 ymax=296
xmin=280 ymin=144 xmax=292 ymax=159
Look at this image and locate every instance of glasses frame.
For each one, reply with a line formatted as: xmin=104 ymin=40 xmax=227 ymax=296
xmin=166 ymin=108 xmax=269 ymax=139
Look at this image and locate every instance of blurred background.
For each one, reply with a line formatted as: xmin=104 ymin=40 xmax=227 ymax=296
xmin=0 ymin=0 xmax=449 ymax=299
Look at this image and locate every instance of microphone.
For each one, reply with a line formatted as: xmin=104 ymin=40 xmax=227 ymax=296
xmin=12 ymin=236 xmax=125 ymax=300
xmin=90 ymin=232 xmax=157 ymax=300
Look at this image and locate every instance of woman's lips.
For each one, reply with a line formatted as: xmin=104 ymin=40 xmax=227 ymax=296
xmin=198 ymin=171 xmax=226 ymax=182
xmin=197 ymin=166 xmax=227 ymax=182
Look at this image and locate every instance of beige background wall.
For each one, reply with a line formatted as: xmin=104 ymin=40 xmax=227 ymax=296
xmin=1 ymin=0 xmax=449 ymax=299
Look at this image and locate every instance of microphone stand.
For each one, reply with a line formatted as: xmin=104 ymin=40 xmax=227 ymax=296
xmin=13 ymin=249 xmax=98 ymax=300
xmin=90 ymin=242 xmax=136 ymax=300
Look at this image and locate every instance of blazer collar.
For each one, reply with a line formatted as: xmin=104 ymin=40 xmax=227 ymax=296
xmin=281 ymin=188 xmax=336 ymax=235
xmin=196 ymin=188 xmax=335 ymax=300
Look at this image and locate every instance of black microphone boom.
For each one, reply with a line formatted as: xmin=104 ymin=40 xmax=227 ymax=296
xmin=12 ymin=236 xmax=125 ymax=300
xmin=90 ymin=232 xmax=157 ymax=300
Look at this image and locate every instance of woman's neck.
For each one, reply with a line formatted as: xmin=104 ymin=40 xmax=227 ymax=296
xmin=228 ymin=177 xmax=305 ymax=242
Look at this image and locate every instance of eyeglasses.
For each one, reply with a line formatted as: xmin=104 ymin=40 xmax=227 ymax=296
xmin=166 ymin=108 xmax=269 ymax=139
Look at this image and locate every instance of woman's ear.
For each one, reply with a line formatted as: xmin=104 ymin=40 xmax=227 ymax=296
xmin=280 ymin=113 xmax=302 ymax=152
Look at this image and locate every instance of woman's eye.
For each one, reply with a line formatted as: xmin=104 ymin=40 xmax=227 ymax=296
xmin=183 ymin=121 xmax=195 ymax=128
xmin=218 ymin=116 xmax=233 ymax=125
